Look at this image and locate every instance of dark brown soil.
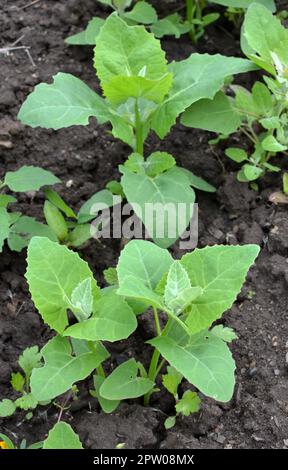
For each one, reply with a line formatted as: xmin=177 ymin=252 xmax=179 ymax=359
xmin=1 ymin=0 xmax=288 ymax=450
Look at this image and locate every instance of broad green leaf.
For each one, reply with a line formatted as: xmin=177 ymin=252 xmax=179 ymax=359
xmin=102 ymin=74 xmax=172 ymax=105
xmin=145 ymin=152 xmax=176 ymax=177
xmin=242 ymin=164 xmax=264 ymax=181
xmin=71 ymin=278 xmax=93 ymax=321
xmin=30 ymin=336 xmax=102 ymax=401
xmin=103 ymin=267 xmax=118 ymax=286
xmin=26 ymin=237 xmax=100 ymax=333
xmin=65 ymin=17 xmax=105 ymax=45
xmin=262 ymin=135 xmax=287 ymax=152
xmin=150 ymin=331 xmax=236 ymax=402
xmin=43 ymin=422 xmax=83 ymax=449
xmin=174 ymin=167 xmax=216 ymax=193
xmin=225 ymin=147 xmax=248 ymax=163
xmin=15 ymin=393 xmax=38 ymax=411
xmin=251 ymin=82 xmax=273 ymax=115
xmin=64 ymin=292 xmax=137 ymax=341
xmin=164 ymin=261 xmax=202 ymax=314
xmin=181 ymin=91 xmax=241 ymax=135
xmin=44 ymin=188 xmax=76 ymax=219
xmin=91 ymin=375 xmax=120 ymax=413
xmin=18 ymin=73 xmax=109 ymax=130
xmin=242 ymin=3 xmax=288 ymax=74
xmin=78 ymin=189 xmax=115 ymax=224
xmin=71 ymin=338 xmax=110 ymax=361
xmin=180 ymin=244 xmax=260 ymax=334
xmin=151 ymin=53 xmax=257 ymax=138
xmin=233 ymin=85 xmax=259 ymax=118
xmin=0 ymin=207 xmax=9 ymax=251
xmin=4 ymin=166 xmax=60 ymax=192
xmin=120 ymin=166 xmax=195 ymax=248
xmin=19 ymin=346 xmax=42 ymax=379
xmin=211 ymin=325 xmax=238 ymax=343
xmin=151 ymin=13 xmax=191 ymax=39
xmin=123 ymin=2 xmax=157 ymax=25
xmin=0 ymin=399 xmax=16 ymax=418
xmin=260 ymin=116 xmax=281 ymax=130
xmin=100 ymin=359 xmax=154 ymax=400
xmin=175 ymin=390 xmax=201 ymax=416
xmin=11 ymin=372 xmax=25 ymax=392
xmin=94 ymin=13 xmax=169 ymax=86
xmin=162 ymin=366 xmax=183 ymax=396
xmin=0 ymin=195 xmax=16 ymax=208
xmin=8 ymin=216 xmax=57 ymax=252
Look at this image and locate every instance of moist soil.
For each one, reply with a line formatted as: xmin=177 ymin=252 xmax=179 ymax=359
xmin=0 ymin=0 xmax=288 ymax=449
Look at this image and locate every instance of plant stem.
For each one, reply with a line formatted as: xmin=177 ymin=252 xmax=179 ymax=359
xmin=153 ymin=306 xmax=161 ymax=336
xmin=134 ymin=99 xmax=144 ymax=155
xmin=96 ymin=364 xmax=106 ymax=378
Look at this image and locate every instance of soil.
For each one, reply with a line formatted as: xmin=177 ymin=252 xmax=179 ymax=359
xmin=1 ymin=0 xmax=288 ymax=450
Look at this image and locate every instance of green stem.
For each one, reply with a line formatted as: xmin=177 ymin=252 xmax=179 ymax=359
xmin=134 ymin=99 xmax=144 ymax=155
xmin=96 ymin=364 xmax=106 ymax=378
xmin=153 ymin=306 xmax=161 ymax=336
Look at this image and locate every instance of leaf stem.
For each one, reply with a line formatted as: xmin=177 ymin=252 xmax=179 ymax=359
xmin=153 ymin=306 xmax=161 ymax=336
xmin=134 ymin=99 xmax=144 ymax=155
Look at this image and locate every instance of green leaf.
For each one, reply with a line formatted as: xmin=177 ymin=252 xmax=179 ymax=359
xmin=212 ymin=0 xmax=275 ymax=9
xmin=162 ymin=366 xmax=183 ymax=396
xmin=15 ymin=393 xmax=38 ymax=411
xmin=18 ymin=73 xmax=109 ymax=130
xmin=43 ymin=422 xmax=83 ymax=449
xmin=102 ymin=74 xmax=172 ymax=105
xmin=120 ymin=166 xmax=195 ymax=248
xmin=164 ymin=261 xmax=203 ymax=314
xmin=174 ymin=167 xmax=216 ymax=193
xmin=251 ymin=82 xmax=273 ymax=115
xmin=145 ymin=152 xmax=176 ymax=177
xmin=106 ymin=180 xmax=125 ymax=197
xmin=104 ymin=267 xmax=118 ymax=286
xmin=100 ymin=359 xmax=154 ymax=400
xmin=262 ymin=135 xmax=287 ymax=152
xmin=68 ymin=224 xmax=92 ymax=248
xmin=4 ymin=166 xmax=60 ymax=192
xmin=117 ymin=239 xmax=173 ymax=294
xmin=242 ymin=3 xmax=288 ymax=74
xmin=164 ymin=416 xmax=176 ymax=429
xmin=242 ymin=164 xmax=264 ymax=181
xmin=225 ymin=147 xmax=248 ymax=163
xmin=123 ymin=2 xmax=157 ymax=25
xmin=91 ymin=375 xmax=120 ymax=413
xmin=0 ymin=195 xmax=17 ymax=207
xmin=0 ymin=433 xmax=15 ymax=449
xmin=0 ymin=207 xmax=9 ymax=252
xmin=11 ymin=372 xmax=25 ymax=392
xmin=175 ymin=390 xmax=201 ymax=416
xmin=78 ymin=189 xmax=115 ymax=224
xmin=181 ymin=91 xmax=241 ymax=135
xmin=26 ymin=237 xmax=100 ymax=334
xmin=70 ymin=278 xmax=93 ymax=321
xmin=44 ymin=201 xmax=68 ymax=242
xmin=180 ymin=244 xmax=260 ymax=334
xmin=8 ymin=216 xmax=57 ymax=252
xmin=151 ymin=53 xmax=257 ymax=138
xmin=19 ymin=346 xmax=42 ymax=379
xmin=65 ymin=17 xmax=105 ymax=45
xmin=283 ymin=173 xmax=288 ymax=195
xmin=0 ymin=399 xmax=16 ymax=418
xmin=151 ymin=13 xmax=191 ymax=39
xmin=64 ymin=292 xmax=137 ymax=341
xmin=260 ymin=116 xmax=281 ymax=130
xmin=44 ymin=188 xmax=76 ymax=219
xmin=211 ymin=325 xmax=238 ymax=343
xmin=30 ymin=336 xmax=102 ymax=401
xmin=150 ymin=330 xmax=236 ymax=402
xmin=94 ymin=13 xmax=169 ymax=86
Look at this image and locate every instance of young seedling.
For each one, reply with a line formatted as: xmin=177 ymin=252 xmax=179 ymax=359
xmin=18 ymin=14 xmax=255 ymax=247
xmin=24 ymin=236 xmax=259 ymax=421
xmin=0 ymin=166 xmax=60 ymax=253
xmin=0 ymin=346 xmax=44 ymax=419
xmin=0 ymin=433 xmax=43 ymax=450
xmin=182 ymin=3 xmax=288 ymax=183
xmin=42 ymin=422 xmax=83 ymax=449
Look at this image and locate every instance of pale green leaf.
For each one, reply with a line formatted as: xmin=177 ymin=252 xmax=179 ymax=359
xmin=19 ymin=346 xmax=42 ymax=379
xmin=100 ymin=359 xmax=154 ymax=400
xmin=30 ymin=336 xmax=102 ymax=401
xmin=0 ymin=207 xmax=9 ymax=252
xmin=103 ymin=267 xmax=118 ymax=286
xmin=144 ymin=152 xmax=176 ymax=177
xmin=164 ymin=261 xmax=202 ymax=314
xmin=64 ymin=292 xmax=137 ymax=341
xmin=92 ymin=375 xmax=120 ymax=413
xmin=15 ymin=393 xmax=38 ymax=411
xmin=123 ymin=2 xmax=158 ymax=25
xmin=11 ymin=372 xmax=25 ymax=392
xmin=65 ymin=17 xmax=105 ymax=45
xmin=78 ymin=189 xmax=115 ymax=224
xmin=151 ymin=54 xmax=257 ymax=138
xmin=9 ymin=216 xmax=58 ymax=251
xmin=181 ymin=91 xmax=241 ymax=135
xmin=150 ymin=331 xmax=236 ymax=402
xmin=162 ymin=365 xmax=183 ymax=396
xmin=151 ymin=13 xmax=191 ymax=39
xmin=18 ymin=73 xmax=109 ymax=130
xmin=173 ymin=167 xmax=216 ymax=193
xmin=251 ymin=82 xmax=273 ymax=115
xmin=225 ymin=147 xmax=248 ymax=163
xmin=180 ymin=244 xmax=260 ymax=334
xmin=0 ymin=399 xmax=16 ymax=418
xmin=164 ymin=416 xmax=176 ymax=429
xmin=4 ymin=166 xmax=60 ymax=192
xmin=261 ymin=135 xmax=287 ymax=152
xmin=175 ymin=390 xmax=201 ymax=416
xmin=44 ymin=188 xmax=76 ymax=219
xmin=211 ymin=325 xmax=238 ymax=343
xmin=71 ymin=278 xmax=93 ymax=321
xmin=43 ymin=422 xmax=83 ymax=449
xmin=26 ymin=237 xmax=100 ymax=334
xmin=0 ymin=195 xmax=16 ymax=208
xmin=212 ymin=0 xmax=275 ymax=10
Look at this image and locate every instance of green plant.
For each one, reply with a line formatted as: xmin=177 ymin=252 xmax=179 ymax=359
xmin=0 ymin=433 xmax=43 ymax=450
xmin=182 ymin=3 xmax=288 ymax=183
xmin=18 ymin=14 xmax=255 ymax=247
xmin=20 ymin=236 xmax=259 ymax=423
xmin=42 ymin=422 xmax=83 ymax=449
xmin=213 ymin=0 xmax=275 ymax=29
xmin=0 ymin=166 xmax=61 ymax=253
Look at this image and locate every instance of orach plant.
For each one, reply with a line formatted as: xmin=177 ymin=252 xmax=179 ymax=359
xmin=20 ymin=236 xmax=259 ymax=441
xmin=182 ymin=3 xmax=288 ymax=183
xmin=18 ymin=13 xmax=255 ymax=247
xmin=0 ymin=166 xmax=60 ymax=252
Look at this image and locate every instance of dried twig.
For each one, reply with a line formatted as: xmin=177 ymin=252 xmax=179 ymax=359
xmin=0 ymin=36 xmax=36 ymax=67
xmin=19 ymin=0 xmax=42 ymax=10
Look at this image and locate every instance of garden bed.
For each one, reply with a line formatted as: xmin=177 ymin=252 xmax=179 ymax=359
xmin=0 ymin=0 xmax=288 ymax=449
